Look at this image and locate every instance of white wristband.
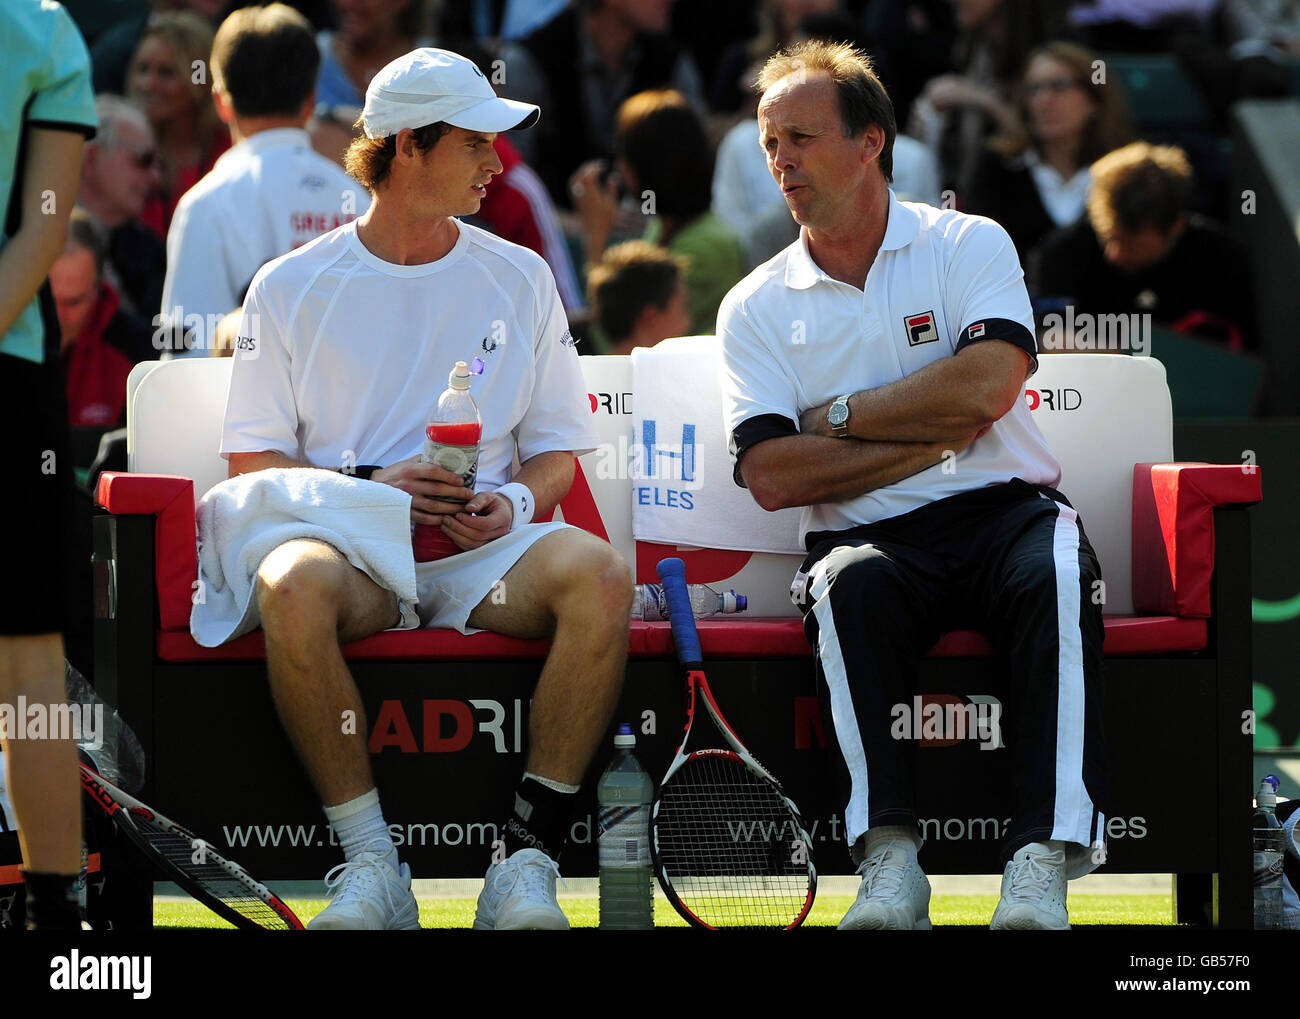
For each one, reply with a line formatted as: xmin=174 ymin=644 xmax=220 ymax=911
xmin=494 ymin=482 xmax=535 ymax=531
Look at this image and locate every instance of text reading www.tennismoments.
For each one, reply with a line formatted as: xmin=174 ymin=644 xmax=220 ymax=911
xmin=221 ymin=814 xmax=1149 ymax=849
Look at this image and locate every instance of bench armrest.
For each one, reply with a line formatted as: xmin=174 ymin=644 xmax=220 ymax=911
xmin=1131 ymin=463 xmax=1262 ymax=617
xmin=96 ymin=472 xmax=197 ymax=632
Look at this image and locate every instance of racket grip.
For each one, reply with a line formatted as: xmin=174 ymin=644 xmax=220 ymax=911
xmin=656 ymin=557 xmax=703 ymax=666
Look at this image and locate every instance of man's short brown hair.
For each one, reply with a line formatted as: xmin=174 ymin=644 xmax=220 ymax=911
xmin=756 ymin=39 xmax=897 ymax=182
xmin=65 ymin=208 xmax=107 ymax=280
xmin=343 ymin=122 xmax=452 ymax=194
xmin=1087 ymin=142 xmax=1194 ymax=238
xmin=211 ymin=4 xmax=320 ymax=119
xmin=587 ymin=241 xmax=685 ymax=344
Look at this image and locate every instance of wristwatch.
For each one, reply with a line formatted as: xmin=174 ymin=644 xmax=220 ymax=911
xmin=828 ymin=394 xmax=852 ymax=436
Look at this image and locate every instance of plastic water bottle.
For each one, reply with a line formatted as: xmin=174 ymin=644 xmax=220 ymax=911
xmin=1253 ymin=774 xmax=1285 ymax=930
xmin=630 ymin=583 xmax=748 ymax=620
xmin=597 ymin=724 xmax=654 ymax=929
xmin=413 ymin=360 xmax=482 ymax=562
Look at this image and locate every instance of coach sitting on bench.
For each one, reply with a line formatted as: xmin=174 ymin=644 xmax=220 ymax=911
xmin=719 ymin=40 xmax=1109 ymax=931
xmin=221 ymin=48 xmax=632 ymax=930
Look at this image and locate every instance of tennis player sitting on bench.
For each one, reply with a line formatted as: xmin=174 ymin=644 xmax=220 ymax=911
xmin=221 ymin=48 xmax=632 ymax=930
xmin=719 ymin=40 xmax=1109 ymax=930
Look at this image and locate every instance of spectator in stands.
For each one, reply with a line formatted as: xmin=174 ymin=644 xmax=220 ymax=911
xmin=77 ymin=96 xmax=169 ymax=318
xmin=51 ymin=212 xmax=155 ymax=427
xmin=500 ymin=0 xmax=706 ymax=207
xmin=586 ymin=241 xmax=689 ymax=353
xmin=967 ymin=41 xmax=1134 ymax=265
xmin=869 ymin=0 xmax=959 ymax=129
xmin=91 ymin=0 xmax=227 ymax=95
xmin=714 ymin=12 xmax=942 ymax=269
xmin=1038 ymin=142 xmax=1258 ymax=351
xmin=315 ymin=0 xmax=435 ymax=110
xmin=127 ymin=10 xmax=231 ymax=237
xmin=908 ymin=0 xmax=1060 ymax=195
xmin=1176 ymin=0 xmax=1300 ymax=129
xmin=709 ymin=0 xmax=845 ymax=115
xmin=571 ymin=90 xmax=744 ymax=334
xmin=162 ymin=3 xmax=369 ymax=351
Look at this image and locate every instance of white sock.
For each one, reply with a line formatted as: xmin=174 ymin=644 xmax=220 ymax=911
xmin=864 ymin=825 xmax=920 ymax=862
xmin=1020 ymin=840 xmax=1065 ymax=856
xmin=323 ymin=790 xmax=398 ymax=871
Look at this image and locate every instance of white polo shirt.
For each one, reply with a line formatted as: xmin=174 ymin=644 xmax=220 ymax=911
xmin=719 ymin=189 xmax=1060 ymax=539
xmin=221 ymin=218 xmax=599 ymax=490
xmin=162 ymin=127 xmax=369 ymax=337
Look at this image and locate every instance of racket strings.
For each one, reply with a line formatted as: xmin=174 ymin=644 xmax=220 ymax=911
xmin=656 ymin=755 xmax=812 ymax=928
xmin=130 ymin=812 xmax=293 ymax=930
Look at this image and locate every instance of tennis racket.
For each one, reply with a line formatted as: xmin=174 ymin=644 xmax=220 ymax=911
xmin=80 ymin=764 xmax=303 ymax=930
xmin=650 ymin=557 xmax=817 ymax=929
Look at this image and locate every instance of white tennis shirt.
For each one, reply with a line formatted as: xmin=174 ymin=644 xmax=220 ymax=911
xmin=162 ymin=128 xmax=369 ymax=331
xmin=221 ymin=218 xmax=599 ymax=490
xmin=719 ymin=190 xmax=1060 ymax=538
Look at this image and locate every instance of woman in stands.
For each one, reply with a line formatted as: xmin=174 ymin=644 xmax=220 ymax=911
xmin=966 ymin=41 xmax=1134 ymax=267
xmin=907 ymin=0 xmax=1062 ymax=195
xmin=127 ymin=11 xmax=229 ymax=238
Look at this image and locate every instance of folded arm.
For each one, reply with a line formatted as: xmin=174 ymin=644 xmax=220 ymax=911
xmin=798 ymin=341 xmax=1031 ymax=443
xmin=740 ymin=432 xmax=968 ymax=512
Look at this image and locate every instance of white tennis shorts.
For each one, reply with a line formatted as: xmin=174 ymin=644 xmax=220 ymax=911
xmin=393 ymin=520 xmax=574 ymax=634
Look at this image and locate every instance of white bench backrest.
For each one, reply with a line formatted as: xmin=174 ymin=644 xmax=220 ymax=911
xmin=128 ymin=350 xmax=1172 ymax=615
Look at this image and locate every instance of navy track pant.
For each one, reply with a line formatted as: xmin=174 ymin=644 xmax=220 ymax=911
xmin=795 ymin=479 xmax=1109 ymax=868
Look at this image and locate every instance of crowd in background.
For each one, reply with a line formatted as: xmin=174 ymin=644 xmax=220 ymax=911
xmin=50 ymin=0 xmax=1295 ymax=444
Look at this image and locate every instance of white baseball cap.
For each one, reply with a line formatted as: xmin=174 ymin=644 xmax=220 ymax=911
xmin=360 ymin=48 xmax=540 ymax=140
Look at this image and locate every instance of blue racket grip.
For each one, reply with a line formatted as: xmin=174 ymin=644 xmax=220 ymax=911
xmin=656 ymin=557 xmax=703 ymax=666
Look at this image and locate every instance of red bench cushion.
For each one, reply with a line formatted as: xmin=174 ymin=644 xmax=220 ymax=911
xmin=96 ymin=472 xmax=197 ymax=633
xmin=154 ymin=615 xmax=1206 ymax=662
xmin=1132 ymin=463 xmax=1262 ymax=617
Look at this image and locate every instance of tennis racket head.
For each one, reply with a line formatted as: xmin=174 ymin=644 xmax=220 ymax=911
xmin=652 ymin=748 xmax=817 ymax=929
xmin=81 ymin=766 xmax=304 ymax=931
xmin=652 ymin=558 xmax=817 ymax=929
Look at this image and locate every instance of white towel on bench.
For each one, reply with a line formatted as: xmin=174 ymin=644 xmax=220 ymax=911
xmin=631 ymin=337 xmax=803 ymax=554
xmin=191 ymin=468 xmax=418 ymax=647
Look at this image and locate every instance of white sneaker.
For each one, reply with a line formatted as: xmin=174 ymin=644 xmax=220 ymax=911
xmin=307 ymin=851 xmax=421 ymax=930
xmin=990 ymin=844 xmax=1070 ymax=930
xmin=838 ymin=840 xmax=932 ymax=930
xmin=473 ymin=848 xmax=569 ymax=930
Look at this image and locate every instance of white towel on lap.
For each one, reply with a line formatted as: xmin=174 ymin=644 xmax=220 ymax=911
xmin=191 ymin=468 xmax=418 ymax=647
xmin=631 ymin=337 xmax=803 ymax=554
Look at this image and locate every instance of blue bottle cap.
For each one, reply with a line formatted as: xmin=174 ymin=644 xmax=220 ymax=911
xmin=617 ymin=723 xmax=634 ymax=735
xmin=1265 ymin=774 xmax=1280 ymax=791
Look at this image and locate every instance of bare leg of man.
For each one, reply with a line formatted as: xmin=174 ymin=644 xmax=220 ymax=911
xmin=469 ymin=527 xmax=632 ymax=929
xmin=256 ymin=539 xmax=421 ymax=931
xmin=255 ymin=538 xmax=400 ymax=807
xmin=466 ymin=528 xmax=633 ymax=785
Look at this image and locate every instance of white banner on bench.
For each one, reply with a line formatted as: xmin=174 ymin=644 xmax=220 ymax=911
xmin=631 ymin=336 xmax=804 ymax=554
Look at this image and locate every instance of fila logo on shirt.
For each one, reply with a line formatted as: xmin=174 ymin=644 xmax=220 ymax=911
xmin=905 ymin=310 xmax=939 ymax=346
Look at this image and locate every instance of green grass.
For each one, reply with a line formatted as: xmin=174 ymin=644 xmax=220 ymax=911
xmin=154 ymin=892 xmax=1174 ymax=929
